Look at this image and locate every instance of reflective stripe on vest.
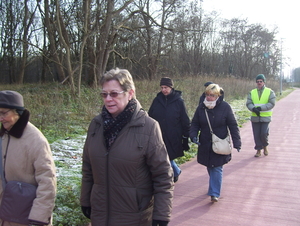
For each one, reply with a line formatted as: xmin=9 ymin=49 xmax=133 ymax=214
xmin=251 ymin=88 xmax=272 ymax=117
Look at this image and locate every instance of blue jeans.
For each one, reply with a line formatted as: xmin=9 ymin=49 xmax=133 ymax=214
xmin=170 ymin=160 xmax=181 ymax=177
xmin=207 ymin=166 xmax=223 ymax=197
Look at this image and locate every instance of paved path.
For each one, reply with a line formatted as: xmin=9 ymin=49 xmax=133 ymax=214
xmin=170 ymin=89 xmax=300 ymax=226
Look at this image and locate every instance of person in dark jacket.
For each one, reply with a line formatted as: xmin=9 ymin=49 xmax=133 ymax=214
xmin=148 ymin=77 xmax=190 ymax=183
xmin=190 ymin=84 xmax=241 ymax=202
xmin=80 ymin=68 xmax=173 ymax=226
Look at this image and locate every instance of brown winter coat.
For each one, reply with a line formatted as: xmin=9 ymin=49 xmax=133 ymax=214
xmin=80 ymin=100 xmax=174 ymax=226
xmin=0 ymin=110 xmax=56 ymax=226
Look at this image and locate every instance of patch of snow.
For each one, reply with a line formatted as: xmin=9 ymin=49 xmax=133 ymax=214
xmin=51 ymin=135 xmax=87 ymax=177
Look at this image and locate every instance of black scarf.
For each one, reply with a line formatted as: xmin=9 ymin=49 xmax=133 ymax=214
xmin=102 ymin=99 xmax=137 ymax=149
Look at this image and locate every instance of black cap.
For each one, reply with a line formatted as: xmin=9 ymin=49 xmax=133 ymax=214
xmin=204 ymin=81 xmax=214 ymax=87
xmin=160 ymin=77 xmax=174 ymax=88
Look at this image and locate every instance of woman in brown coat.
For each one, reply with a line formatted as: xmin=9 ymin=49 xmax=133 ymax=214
xmin=80 ymin=68 xmax=174 ymax=226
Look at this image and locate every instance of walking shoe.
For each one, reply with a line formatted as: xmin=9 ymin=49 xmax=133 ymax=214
xmin=254 ymin=150 xmax=261 ymax=157
xmin=263 ymin=147 xmax=268 ymax=156
xmin=174 ymin=176 xmax=179 ymax=183
xmin=211 ymin=196 xmax=218 ymax=202
xmin=174 ymin=171 xmax=181 ymax=183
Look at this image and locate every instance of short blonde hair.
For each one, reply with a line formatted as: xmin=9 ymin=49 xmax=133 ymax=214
xmin=205 ymin=84 xmax=223 ymax=97
xmin=100 ymin=68 xmax=136 ymax=98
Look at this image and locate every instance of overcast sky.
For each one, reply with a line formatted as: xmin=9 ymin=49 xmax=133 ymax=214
xmin=202 ymin=0 xmax=299 ymax=76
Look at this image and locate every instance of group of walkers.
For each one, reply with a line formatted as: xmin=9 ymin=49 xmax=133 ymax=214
xmin=0 ymin=69 xmax=275 ymax=226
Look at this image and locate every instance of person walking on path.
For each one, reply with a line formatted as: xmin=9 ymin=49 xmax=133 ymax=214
xmin=0 ymin=90 xmax=56 ymax=226
xmin=246 ymin=74 xmax=276 ymax=157
xmin=190 ymin=84 xmax=241 ymax=202
xmin=148 ymin=77 xmax=190 ymax=183
xmin=80 ymin=68 xmax=173 ymax=226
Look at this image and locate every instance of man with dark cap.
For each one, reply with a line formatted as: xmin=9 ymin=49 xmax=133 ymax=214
xmin=148 ymin=78 xmax=190 ymax=183
xmin=246 ymin=74 xmax=276 ymax=157
xmin=0 ymin=90 xmax=56 ymax=225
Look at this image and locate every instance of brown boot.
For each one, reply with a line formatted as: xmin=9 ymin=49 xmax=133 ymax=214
xmin=254 ymin=150 xmax=261 ymax=157
xmin=263 ymin=147 xmax=268 ymax=156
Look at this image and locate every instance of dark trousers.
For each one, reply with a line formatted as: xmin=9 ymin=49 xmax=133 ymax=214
xmin=251 ymin=121 xmax=269 ymax=150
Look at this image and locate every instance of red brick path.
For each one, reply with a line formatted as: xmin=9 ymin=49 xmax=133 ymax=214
xmin=170 ymin=89 xmax=300 ymax=226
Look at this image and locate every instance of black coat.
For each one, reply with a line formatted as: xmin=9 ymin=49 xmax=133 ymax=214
xmin=148 ymin=89 xmax=190 ymax=160
xmin=190 ymin=97 xmax=241 ymax=168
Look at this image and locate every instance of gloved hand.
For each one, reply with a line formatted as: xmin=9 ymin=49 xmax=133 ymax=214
xmin=192 ymin=137 xmax=201 ymax=145
xmin=236 ymin=148 xmax=241 ymax=152
xmin=81 ymin=206 xmax=91 ymax=219
xmin=182 ymin=137 xmax=190 ymax=151
xmin=252 ymin=107 xmax=260 ymax=116
xmin=152 ymin=220 xmax=169 ymax=226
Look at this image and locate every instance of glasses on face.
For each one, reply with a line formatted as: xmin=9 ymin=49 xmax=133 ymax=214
xmin=256 ymin=80 xmax=263 ymax=83
xmin=100 ymin=91 xmax=125 ymax=98
xmin=205 ymin=93 xmax=216 ymax=98
xmin=0 ymin=109 xmax=12 ymax=118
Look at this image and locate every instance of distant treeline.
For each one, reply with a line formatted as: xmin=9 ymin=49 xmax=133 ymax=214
xmin=1 ymin=0 xmax=297 ymax=92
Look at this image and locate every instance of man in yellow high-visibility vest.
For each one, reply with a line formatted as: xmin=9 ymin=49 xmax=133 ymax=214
xmin=246 ymin=74 xmax=276 ymax=157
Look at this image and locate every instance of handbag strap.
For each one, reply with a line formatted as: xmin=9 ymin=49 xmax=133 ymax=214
xmin=205 ymin=109 xmax=230 ymax=137
xmin=0 ymin=137 xmax=6 ymax=189
xmin=204 ymin=109 xmax=213 ymax=134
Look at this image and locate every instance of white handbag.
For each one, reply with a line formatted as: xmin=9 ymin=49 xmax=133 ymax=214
xmin=205 ymin=109 xmax=232 ymax=155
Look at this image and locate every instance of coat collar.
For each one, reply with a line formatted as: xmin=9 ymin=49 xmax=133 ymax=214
xmin=0 ymin=109 xmax=30 ymax=138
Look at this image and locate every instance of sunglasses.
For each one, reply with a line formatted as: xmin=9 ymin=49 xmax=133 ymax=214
xmin=100 ymin=91 xmax=125 ymax=98
xmin=256 ymin=80 xmax=264 ymax=83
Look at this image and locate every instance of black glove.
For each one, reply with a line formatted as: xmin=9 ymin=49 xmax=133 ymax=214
xmin=192 ymin=137 xmax=200 ymax=145
xmin=182 ymin=137 xmax=190 ymax=151
xmin=81 ymin=206 xmax=91 ymax=219
xmin=252 ymin=107 xmax=260 ymax=116
xmin=152 ymin=220 xmax=169 ymax=226
xmin=236 ymin=148 xmax=241 ymax=152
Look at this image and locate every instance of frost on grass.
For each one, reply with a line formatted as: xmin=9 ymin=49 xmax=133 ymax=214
xmin=51 ymin=135 xmax=86 ymax=177
xmin=50 ymin=135 xmax=91 ymax=224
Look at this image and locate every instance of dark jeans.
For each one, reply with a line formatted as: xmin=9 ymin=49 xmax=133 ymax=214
xmin=251 ymin=121 xmax=269 ymax=150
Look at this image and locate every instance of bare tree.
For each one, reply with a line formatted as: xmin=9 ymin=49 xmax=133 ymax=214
xmin=17 ymin=0 xmax=39 ymax=84
xmin=220 ymin=18 xmax=279 ymax=78
xmin=129 ymin=0 xmax=181 ymax=80
xmin=42 ymin=0 xmax=66 ymax=83
xmin=0 ymin=0 xmax=283 ymax=86
xmin=1 ymin=0 xmax=24 ymax=83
